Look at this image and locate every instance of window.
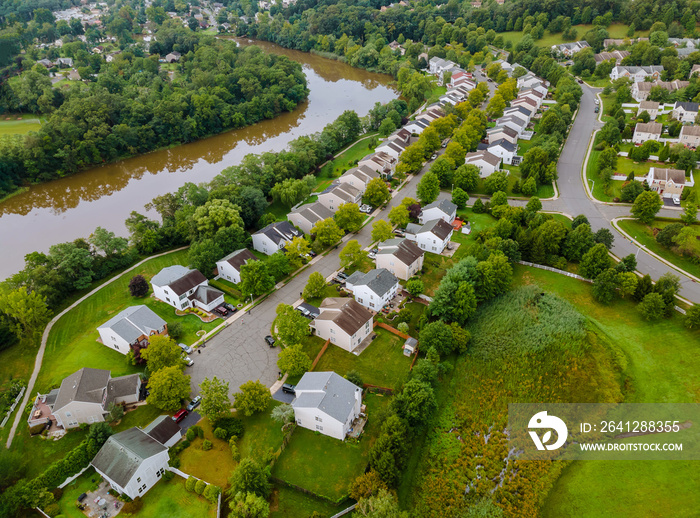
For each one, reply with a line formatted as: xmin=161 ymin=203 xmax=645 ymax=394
xmin=114 ymin=344 xmax=119 ymax=350
xmin=316 ymin=425 xmax=323 ymax=431
xmin=65 ymin=411 xmax=72 ymax=417
xmin=166 ymin=297 xmax=170 ymax=303
xmin=315 ymin=416 xmax=322 ymax=422
xmin=137 ymin=477 xmax=141 ymax=483
xmin=330 ymin=328 xmax=335 ymax=334
xmin=297 ymin=419 xmax=302 ymax=425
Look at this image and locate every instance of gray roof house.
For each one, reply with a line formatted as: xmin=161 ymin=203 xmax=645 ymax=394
xmin=287 ymin=201 xmax=334 ymax=234
xmin=141 ymin=415 xmax=182 ymax=448
xmin=252 ymin=221 xmax=299 ymax=255
xmin=151 ymin=265 xmax=224 ymax=312
xmin=292 ymin=371 xmax=363 ymax=440
xmin=91 ymin=427 xmax=170 ymax=499
xmin=215 ymin=248 xmax=259 ymax=284
xmin=419 ymin=199 xmax=457 ymax=224
xmin=97 ymin=305 xmax=167 ymax=355
xmin=345 ymin=268 xmax=400 ymax=311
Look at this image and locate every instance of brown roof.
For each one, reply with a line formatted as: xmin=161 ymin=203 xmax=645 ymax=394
xmin=383 ymin=239 xmax=424 ymax=266
xmin=222 ymin=249 xmax=258 ymax=273
xmin=639 ymin=101 xmax=659 ymax=110
xmin=634 ymin=122 xmax=662 ymax=135
xmin=513 ymin=96 xmax=537 ymax=107
xmin=652 ymin=168 xmax=686 ymax=184
xmin=424 ymin=219 xmax=453 ymax=240
xmin=53 ymin=368 xmax=110 ymax=412
xmin=168 ymin=270 xmax=207 ymax=296
xmin=680 ymin=125 xmax=700 ymax=137
xmin=315 ymin=298 xmax=373 ymax=336
xmin=465 ymin=150 xmax=501 ymax=167
xmin=143 ymin=415 xmax=182 ymax=445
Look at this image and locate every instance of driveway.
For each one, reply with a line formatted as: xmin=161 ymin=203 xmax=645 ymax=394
xmin=179 ymin=410 xmax=201 ymax=433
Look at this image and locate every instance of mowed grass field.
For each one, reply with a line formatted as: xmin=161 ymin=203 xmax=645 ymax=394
xmin=0 ymin=114 xmax=43 ymax=135
xmin=499 ymin=23 xmax=648 ymax=48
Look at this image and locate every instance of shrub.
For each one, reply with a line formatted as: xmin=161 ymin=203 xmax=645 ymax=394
xmin=202 ymin=439 xmax=213 ymax=451
xmin=44 ymin=503 xmax=61 ymax=517
xmin=230 ymin=441 xmax=240 ymax=461
xmin=203 ymin=484 xmax=221 ymax=503
xmin=162 ymin=471 xmax=174 ymax=481
xmin=186 ymin=428 xmax=196 ymax=441
xmin=169 ymin=456 xmax=181 ymax=469
xmin=213 ymin=427 xmax=228 ymax=440
xmin=167 ymin=321 xmax=184 ymax=340
xmin=128 ymin=275 xmax=149 ymax=297
xmin=212 ymin=416 xmax=245 ymax=440
xmin=195 ymin=479 xmax=207 ymax=495
xmin=345 ymin=370 xmax=364 ymax=387
xmin=397 ymin=322 xmax=409 ymax=334
xmin=186 ymin=476 xmax=197 ymax=492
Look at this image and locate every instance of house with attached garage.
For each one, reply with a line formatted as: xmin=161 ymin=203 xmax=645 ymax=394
xmin=345 ymin=268 xmax=400 ymax=311
xmin=632 ymin=80 xmax=688 ymax=102
xmin=671 ymin=101 xmax=699 ymax=123
xmin=405 ymin=218 xmax=454 ymax=253
xmin=141 ymin=415 xmax=182 ymax=448
xmin=358 ymin=152 xmax=396 ymax=178
xmin=97 ymin=305 xmax=167 ymax=355
xmin=27 ymin=368 xmax=140 ymax=430
xmin=487 ymin=139 xmax=517 ymax=165
xmin=503 ymin=105 xmax=534 ymax=124
xmin=215 ymin=248 xmax=259 ymax=284
xmin=594 ymin=50 xmax=629 ymax=64
xmin=339 ymin=165 xmax=380 ymax=193
xmin=551 ymin=41 xmax=590 ymax=57
xmin=252 ymin=221 xmax=299 ymax=255
xmin=646 ymin=167 xmax=687 ymax=199
xmin=497 ymin=114 xmax=528 ymax=136
xmin=632 ymin=122 xmax=663 ymax=145
xmin=609 ymin=65 xmax=663 ymax=82
xmin=311 ymin=298 xmax=374 ymax=352
xmin=517 ymin=88 xmax=545 ymax=109
xmin=679 ymin=125 xmax=700 ymax=148
xmin=464 ymin=150 xmax=502 ymax=177
xmin=419 ymin=199 xmax=457 ymax=224
xmin=510 ymin=96 xmax=538 ymax=113
xmin=638 ymin=100 xmax=660 ymax=120
xmin=487 ymin=125 xmax=518 ymax=145
xmin=375 ymin=238 xmax=424 ymax=280
xmin=91 ymin=427 xmax=170 ymax=499
xmin=287 ymin=201 xmax=334 ymax=234
xmin=291 ymin=371 xmax=363 ymax=441
xmin=317 ymin=183 xmax=362 ymax=211
xmin=374 ymin=137 xmax=408 ymax=161
xmin=151 ymin=265 xmax=224 ymax=312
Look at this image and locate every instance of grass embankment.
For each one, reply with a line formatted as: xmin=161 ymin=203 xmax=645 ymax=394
xmin=317 ymin=135 xmax=379 ymax=190
xmin=0 ymin=114 xmax=42 ymax=135
xmin=617 ymin=218 xmax=700 ymax=279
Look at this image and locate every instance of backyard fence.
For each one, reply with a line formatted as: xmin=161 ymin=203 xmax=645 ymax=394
xmin=518 ymin=261 xmax=592 ymax=283
xmin=331 ymin=503 xmax=358 ymax=517
xmin=0 ymin=386 xmax=25 ymax=428
xmin=168 ymin=467 xmax=223 ymax=517
xmin=58 ymin=466 xmax=89 ymax=489
xmin=310 ymin=339 xmax=330 ymax=370
xmin=374 ymin=321 xmax=410 ymax=339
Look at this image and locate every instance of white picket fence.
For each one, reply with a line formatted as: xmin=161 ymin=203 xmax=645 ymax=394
xmin=518 ymin=261 xmax=592 ymax=282
xmin=0 ymin=387 xmax=25 ymax=428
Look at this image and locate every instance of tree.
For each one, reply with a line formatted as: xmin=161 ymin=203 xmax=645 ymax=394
xmin=234 ymin=381 xmax=271 ymax=416
xmin=562 ymin=223 xmax=595 ymax=262
xmin=419 ymin=320 xmax=454 ymax=357
xmin=682 ymin=204 xmax=698 ymax=225
xmin=356 ymin=489 xmax=408 ymax=518
xmin=277 ymin=344 xmax=312 ymax=377
xmin=638 ymin=292 xmax=666 ymax=320
xmin=285 ymin=236 xmax=311 ymax=270
xmin=372 ymin=220 xmax=395 ymax=242
xmin=521 ymin=176 xmax=537 ymax=197
xmin=592 ymin=268 xmax=618 ymax=303
xmin=334 ymin=203 xmax=364 ymax=232
xmin=406 ymin=278 xmax=424 ymax=297
xmin=270 ymin=403 xmax=294 ymax=424
xmin=364 ymin=178 xmax=391 ymax=208
xmin=228 ymin=458 xmax=271 ymax=499
xmin=579 ymin=243 xmax=613 ymax=279
xmin=632 ymin=191 xmax=662 ymax=224
xmin=452 ymin=187 xmax=469 ymax=209
xmin=350 ymin=471 xmax=388 ymax=501
xmin=618 ymin=272 xmax=638 ymax=298
xmin=416 ymin=171 xmax=441 ymax=204
xmin=392 ymin=378 xmax=437 ymax=426
xmin=526 ymin=197 xmax=542 ymax=213
xmin=141 ymin=335 xmax=183 ymax=373
xmin=240 ymin=261 xmax=275 ymax=297
xmin=128 ymin=275 xmax=149 ymax=297
xmin=266 ymin=252 xmax=291 ymax=281
xmin=454 ymin=164 xmax=480 ymax=192
xmin=672 ymin=226 xmax=696 ymax=254
xmin=147 ymin=365 xmax=191 ymax=412
xmin=486 ymin=93 xmax=506 ymax=119
xmin=378 ymin=118 xmax=397 ymax=137
xmin=620 ymin=180 xmax=644 ymax=203
xmin=684 ymin=304 xmax=700 ymax=329
xmin=193 ymin=199 xmax=244 ymax=239
xmin=484 ymin=171 xmax=508 ymax=195
xmin=269 ymin=176 xmax=315 ymax=207
xmin=594 ymin=228 xmax=615 ymax=249
xmin=275 ymin=304 xmax=311 ymax=345
xmin=0 ymin=288 xmax=52 ymax=345
xmin=388 ymin=205 xmax=410 ymax=228
xmin=229 ymin=492 xmax=270 ymax=518
xmin=303 ymin=272 xmax=327 ymax=299
xmin=188 ymin=238 xmax=223 ymax=275
xmin=199 ymin=377 xmax=231 ymax=421
xmin=339 ymin=240 xmax=365 ymax=267
xmin=311 ymin=218 xmax=344 ymax=247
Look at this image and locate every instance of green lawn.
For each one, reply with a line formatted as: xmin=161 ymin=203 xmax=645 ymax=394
xmin=270 ymin=484 xmax=345 ymax=518
xmin=122 ymin=475 xmax=216 ymax=517
xmin=54 ymin=467 xmax=102 ymax=518
xmin=36 ymin=250 xmax=219 ymax=394
xmin=236 ymin=400 xmax=285 ymax=460
xmin=498 ymin=23 xmax=647 ymax=49
xmin=0 ymin=115 xmax=42 ymax=135
xmin=317 ymin=134 xmax=378 ymax=184
xmin=387 ymin=301 xmax=425 ymax=337
xmin=304 ymin=284 xmax=345 ymax=308
xmin=178 ymin=417 xmax=237 ymax=488
xmin=312 ymin=328 xmax=412 ymax=389
xmin=469 ymin=169 xmax=555 ymax=199
xmin=617 ymin=218 xmax=700 ymax=279
xmin=586 ymin=149 xmax=622 ymax=202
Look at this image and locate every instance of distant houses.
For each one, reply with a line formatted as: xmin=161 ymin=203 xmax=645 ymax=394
xmin=288 ymin=202 xmax=334 ymax=234
xmin=638 ymin=100 xmax=660 ymax=120
xmin=317 ymin=183 xmax=362 ymax=211
xmin=97 ymin=305 xmax=167 ymax=355
xmin=610 ymin=65 xmax=662 ymax=82
xmin=594 ymin=50 xmax=629 ymax=64
xmin=632 ymin=80 xmax=688 ymax=102
xmin=151 ymin=265 xmax=224 ymax=312
xmin=338 ymin=165 xmax=380 ymax=192
xmin=679 ymin=125 xmax=700 ymax=148
xmin=671 ymin=101 xmax=699 ymax=123
xmin=551 ymin=41 xmax=590 ymax=57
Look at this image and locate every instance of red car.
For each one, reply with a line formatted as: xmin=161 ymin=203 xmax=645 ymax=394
xmin=172 ymin=409 xmax=188 ymax=423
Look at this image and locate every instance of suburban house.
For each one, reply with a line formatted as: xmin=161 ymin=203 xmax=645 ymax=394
xmin=339 ymin=165 xmax=380 ymax=192
xmin=97 ymin=306 xmax=167 ymax=355
xmin=604 ymin=37 xmax=648 ymax=47
xmin=405 ymin=218 xmax=454 ymax=253
xmin=404 ymin=117 xmax=431 ymax=134
xmin=517 ymin=73 xmax=543 ymax=90
xmin=291 ymin=371 xmax=363 ymax=441
xmin=639 ymin=100 xmax=660 ymax=120
xmin=165 ymin=50 xmax=181 ymax=62
xmin=488 ymin=139 xmax=517 ymax=165
xmin=691 ymin=64 xmax=700 ymax=78
xmin=252 ymin=221 xmax=299 ymax=255
xmin=151 ymin=265 xmax=224 ymax=312
xmin=632 ymin=122 xmax=663 ymax=144
xmin=215 ymin=248 xmax=259 ymax=284
xmin=91 ymin=427 xmax=170 ymax=499
xmin=311 ymin=298 xmax=374 ymax=352
xmin=497 ymin=113 xmax=529 ymax=136
xmin=552 ymin=41 xmax=590 ymax=57
xmin=510 ymin=96 xmax=539 ymax=113
xmin=287 ymin=201 xmax=334 ymax=234
xmin=646 ymin=168 xmax=686 ymax=199
xmin=358 ymin=152 xmax=396 ymax=178
xmin=464 ymin=150 xmax=502 ymax=177
xmin=428 ymin=57 xmax=458 ymax=79
xmin=503 ymin=105 xmax=534 ymax=122
xmin=609 ymin=65 xmax=663 ymax=81
xmin=317 ymin=183 xmax=362 ymax=211
xmin=632 ymin=80 xmax=689 ymax=102
xmin=141 ymin=415 xmax=182 ymax=448
xmin=419 ymin=199 xmax=457 ymax=224
xmin=27 ymin=368 xmax=140 ymax=430
xmin=375 ymin=138 xmax=408 ymax=160
xmin=517 ymin=88 xmax=545 ymax=108
xmin=345 ymin=268 xmax=400 ymax=311
xmin=375 ymin=238 xmax=425 ymax=280
xmin=679 ymin=125 xmax=700 ymax=148
xmin=594 ymin=50 xmax=629 ymax=64
xmin=671 ymin=101 xmax=699 ymax=123
xmin=487 ymin=125 xmax=518 ymax=145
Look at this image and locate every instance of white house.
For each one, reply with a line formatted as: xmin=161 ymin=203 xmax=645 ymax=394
xmin=502 ymin=105 xmax=533 ymax=123
xmin=317 ymin=183 xmax=362 ymax=211
xmin=311 ymin=298 xmax=374 ymax=352
xmin=91 ymin=427 xmax=170 ymax=499
xmin=287 ymin=201 xmax=334 ymax=234
xmin=690 ymin=64 xmax=700 ymax=78
xmin=339 ymin=165 xmax=380 ymax=193
xmin=419 ymin=199 xmax=457 ymax=224
xmin=551 ymin=41 xmax=590 ymax=57
xmin=403 ymin=117 xmax=431 ymax=134
xmin=97 ymin=306 xmax=167 ymax=355
xmin=345 ymin=268 xmax=400 ymax=311
xmin=488 ymin=139 xmax=517 ymax=165
xmin=646 ymin=168 xmax=687 ymax=199
xmin=252 ymin=221 xmax=299 ymax=256
xmin=405 ymin=219 xmax=454 ymax=253
xmin=632 ymin=80 xmax=689 ymax=102
xmin=511 ymin=96 xmax=539 ymax=113
xmin=638 ymin=100 xmax=660 ymax=120
xmin=497 ymin=114 xmax=528 ymax=136
xmin=517 ymin=73 xmax=545 ymax=90
xmin=358 ymin=152 xmax=396 ymax=178
xmin=28 ymin=368 xmax=140 ymax=430
xmin=428 ymin=57 xmax=457 ymax=79
xmin=292 ymin=371 xmax=362 ymax=441
xmin=487 ymin=125 xmax=518 ymax=145
xmin=375 ymin=138 xmax=408 ymax=160
xmin=671 ymin=101 xmax=699 ymax=123
xmin=464 ymin=150 xmax=502 ymax=177
xmin=594 ymin=50 xmax=629 ymax=64
xmin=375 ymin=238 xmax=424 ymax=280
xmin=151 ymin=265 xmax=224 ymax=312
xmin=632 ymin=122 xmax=663 ymax=145
xmin=609 ymin=65 xmax=663 ymax=81
xmin=215 ymin=248 xmax=259 ymax=284
xmin=679 ymin=125 xmax=700 ymax=148
xmin=517 ymin=88 xmax=544 ymax=108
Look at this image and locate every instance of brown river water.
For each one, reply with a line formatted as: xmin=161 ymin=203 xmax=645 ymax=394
xmin=0 ymin=39 xmax=396 ymax=278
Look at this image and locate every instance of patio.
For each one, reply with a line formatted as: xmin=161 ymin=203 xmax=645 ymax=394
xmin=81 ymin=480 xmax=123 ymax=518
xmin=347 ymin=413 xmax=368 ymax=439
xmin=441 ymin=241 xmax=461 ymax=257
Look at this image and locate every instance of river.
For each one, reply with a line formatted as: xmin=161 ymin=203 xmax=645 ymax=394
xmin=0 ymin=39 xmax=397 ymax=279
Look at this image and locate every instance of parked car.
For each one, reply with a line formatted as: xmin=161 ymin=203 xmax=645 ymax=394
xmin=594 ymin=99 xmax=600 ymax=105
xmin=183 ymin=356 xmax=194 ymax=367
xmin=368 ymin=251 xmax=376 ymax=259
xmin=296 ymin=306 xmax=310 ymax=317
xmin=308 ymin=251 xmax=317 ymax=257
xmin=187 ymin=395 xmax=202 ymax=411
xmin=359 ymin=204 xmax=373 ymax=213
xmin=178 ymin=343 xmax=193 ymax=354
xmin=223 ymin=302 xmax=238 ymax=313
xmin=265 ymin=335 xmax=276 ymax=347
xmin=213 ymin=306 xmax=229 ymax=317
xmin=430 ymin=154 xmax=438 ymax=160
xmin=282 ymin=383 xmax=296 ymax=395
xmin=577 ymin=78 xmax=584 ymax=84
xmin=594 ymin=106 xmax=599 ymax=113
xmin=173 ymin=409 xmax=188 ymax=423
xmin=336 ymin=272 xmax=348 ymax=280
xmin=394 ymin=229 xmax=405 ymax=237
